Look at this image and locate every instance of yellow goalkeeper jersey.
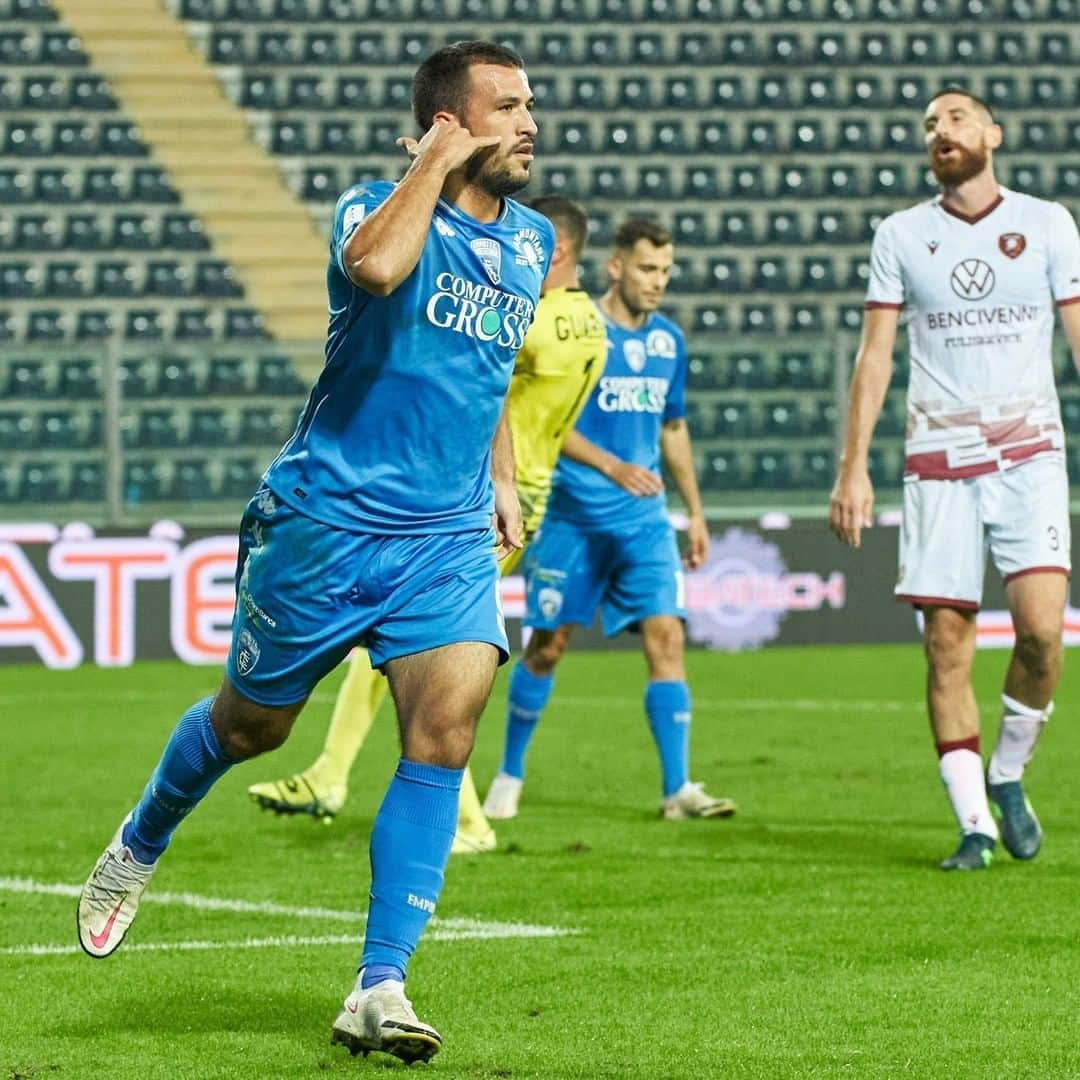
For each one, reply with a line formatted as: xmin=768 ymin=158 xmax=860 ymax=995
xmin=508 ymin=286 xmax=607 ymax=539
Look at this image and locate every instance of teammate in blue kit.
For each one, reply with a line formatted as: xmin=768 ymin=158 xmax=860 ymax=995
xmin=483 ymin=219 xmax=737 ymax=822
xmin=76 ymin=41 xmax=552 ymax=1065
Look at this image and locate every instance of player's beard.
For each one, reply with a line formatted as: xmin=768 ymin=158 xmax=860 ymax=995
xmin=929 ymin=141 xmax=989 ymax=186
xmin=467 ymin=149 xmax=532 ymax=198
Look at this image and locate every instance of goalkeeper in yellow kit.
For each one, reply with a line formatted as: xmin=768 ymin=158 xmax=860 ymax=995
xmin=248 ymin=196 xmax=606 ymax=852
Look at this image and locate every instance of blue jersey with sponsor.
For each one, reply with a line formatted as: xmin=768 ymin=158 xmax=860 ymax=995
xmin=265 ymin=181 xmax=554 ymax=534
xmin=546 ymin=310 xmax=687 ymax=532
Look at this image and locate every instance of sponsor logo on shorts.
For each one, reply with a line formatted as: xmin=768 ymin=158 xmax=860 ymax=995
xmin=235 ymin=627 xmax=261 ymax=676
xmin=537 ymin=586 xmax=564 ymax=621
xmin=240 ymin=588 xmax=277 ymax=629
xmin=950 ymin=258 xmax=995 ymax=301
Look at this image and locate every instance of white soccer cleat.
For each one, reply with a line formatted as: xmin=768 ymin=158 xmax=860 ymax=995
xmin=77 ymin=818 xmax=157 ymax=958
xmin=482 ymin=772 xmax=523 ymax=820
xmin=661 ymin=781 xmax=737 ymax=820
xmin=451 ymin=825 xmax=497 ymax=855
xmin=331 ymin=974 xmax=442 ymax=1065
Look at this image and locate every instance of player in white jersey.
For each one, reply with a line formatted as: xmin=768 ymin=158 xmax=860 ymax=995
xmin=830 ymin=88 xmax=1080 ymax=871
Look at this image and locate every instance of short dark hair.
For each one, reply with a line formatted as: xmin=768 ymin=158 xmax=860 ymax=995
xmin=529 ymin=196 xmax=589 ymax=258
xmin=926 ymin=86 xmax=996 ymax=123
xmin=613 ymin=218 xmax=672 ymax=252
xmin=412 ymin=40 xmax=525 ymax=131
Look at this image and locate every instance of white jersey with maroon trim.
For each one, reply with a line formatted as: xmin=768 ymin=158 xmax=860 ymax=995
xmin=865 ymin=187 xmax=1080 ymax=481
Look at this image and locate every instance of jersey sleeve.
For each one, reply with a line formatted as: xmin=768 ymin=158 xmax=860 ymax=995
xmin=663 ymin=329 xmax=688 ymax=422
xmin=1047 ymin=202 xmax=1080 ymax=306
xmin=330 ymin=183 xmax=393 ymax=278
xmin=864 ymin=217 xmax=905 ymax=309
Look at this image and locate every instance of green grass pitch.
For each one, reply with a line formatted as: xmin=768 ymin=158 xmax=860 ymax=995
xmin=2 ymin=645 xmax=1079 ymax=1079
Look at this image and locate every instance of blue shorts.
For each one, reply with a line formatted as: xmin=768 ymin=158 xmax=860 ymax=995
xmin=523 ymin=515 xmax=685 ymax=637
xmin=225 ymin=487 xmax=508 ymax=706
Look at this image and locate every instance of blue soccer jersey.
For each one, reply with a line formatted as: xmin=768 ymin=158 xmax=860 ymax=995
xmin=546 ymin=310 xmax=688 ymax=532
xmin=265 ymin=181 xmax=554 ymax=534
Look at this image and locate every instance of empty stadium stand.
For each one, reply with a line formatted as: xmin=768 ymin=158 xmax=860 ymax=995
xmin=1 ymin=0 xmax=1078 ymax=519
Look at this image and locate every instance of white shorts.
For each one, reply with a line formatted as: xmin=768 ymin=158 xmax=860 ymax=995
xmin=895 ymin=455 xmax=1071 ymax=610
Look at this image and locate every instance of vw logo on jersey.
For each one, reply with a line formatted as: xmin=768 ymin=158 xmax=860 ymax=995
xmin=624 ymin=338 xmax=647 ymax=372
xmin=646 ymin=328 xmax=677 ymax=359
xmin=469 ymin=237 xmax=502 ymax=285
xmin=950 ymin=258 xmax=995 ymax=301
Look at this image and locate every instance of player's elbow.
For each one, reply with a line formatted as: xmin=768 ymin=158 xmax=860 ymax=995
xmin=345 ymin=255 xmax=397 ymax=296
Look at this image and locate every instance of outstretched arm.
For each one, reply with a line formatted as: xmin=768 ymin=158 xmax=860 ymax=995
xmin=829 ymin=307 xmax=899 ymax=548
xmin=660 ymin=418 xmax=708 ymax=570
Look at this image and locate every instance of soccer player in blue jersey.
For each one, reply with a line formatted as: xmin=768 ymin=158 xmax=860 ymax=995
xmin=483 ymin=219 xmax=737 ymax=823
xmin=76 ymin=41 xmax=553 ymax=1065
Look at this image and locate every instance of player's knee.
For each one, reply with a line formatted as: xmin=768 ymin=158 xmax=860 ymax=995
xmin=924 ymin=623 xmax=973 ymax=685
xmin=1013 ymin=626 xmax=1062 ymax=681
xmin=525 ymin=633 xmax=567 ymax=674
xmin=644 ymin=619 xmax=685 ymax=667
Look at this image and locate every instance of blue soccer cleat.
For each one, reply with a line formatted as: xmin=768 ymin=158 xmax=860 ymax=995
xmin=939 ymin=831 xmax=995 ymax=871
xmin=987 ymin=780 xmax=1043 ymax=861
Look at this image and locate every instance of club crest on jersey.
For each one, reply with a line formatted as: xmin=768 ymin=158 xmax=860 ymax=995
xmin=513 ymin=228 xmax=545 ymax=270
xmin=235 ymin=628 xmax=261 ymax=676
xmin=470 ymin=237 xmax=502 ymax=285
xmin=624 ymin=339 xmax=647 ymax=372
xmin=998 ymin=232 xmax=1026 ymax=259
xmin=646 ymin=328 xmax=677 ymax=360
xmin=949 ymin=258 xmax=995 ymax=302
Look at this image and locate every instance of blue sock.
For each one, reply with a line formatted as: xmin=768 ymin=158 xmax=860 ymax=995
xmin=360 ymin=758 xmax=462 ymax=987
xmin=500 ymin=661 xmax=554 ymax=779
xmin=646 ymin=681 xmax=691 ymax=798
xmin=122 ymin=697 xmax=235 ymax=864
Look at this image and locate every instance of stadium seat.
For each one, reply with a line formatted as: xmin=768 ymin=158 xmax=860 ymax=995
xmin=175 ymin=308 xmax=214 ymax=340
xmin=57 ymin=358 xmax=100 ymax=399
xmin=0 ymin=411 xmax=36 ymax=449
xmin=764 ymin=211 xmax=803 ymax=245
xmin=18 ymin=461 xmax=63 ymax=501
xmin=256 ymin=354 xmax=303 ymax=394
xmin=800 ymin=448 xmax=834 ymax=490
xmin=159 ymin=357 xmax=201 ymax=397
xmin=788 ymin=303 xmax=826 ymax=334
xmin=40 ymin=409 xmax=80 ymax=448
xmin=740 ymin=304 xmax=777 ymax=335
xmin=136 ymin=408 xmax=182 ymax=448
xmin=710 ymin=76 xmax=747 ymax=109
xmin=170 ymin=459 xmax=213 ymax=500
xmin=800 ymin=256 xmax=839 ymax=292
xmin=224 ymin=308 xmax=268 ymax=339
xmin=75 ymin=309 xmax=113 ymax=341
xmin=701 ymin=450 xmax=750 ymax=492
xmin=45 ymin=262 xmax=86 ymax=298
xmin=779 ymin=350 xmax=829 ymax=390
xmin=206 ymin=356 xmax=250 ymax=396
xmin=730 ymin=352 xmax=771 ymax=389
xmin=82 ymin=168 xmax=124 ymax=203
xmin=145 ymin=261 xmax=189 ymax=297
xmin=126 ymin=308 xmax=165 ymax=341
xmin=27 ymin=309 xmax=65 ymax=341
xmin=0 ymin=262 xmax=35 ymax=297
xmin=717 ymin=210 xmax=753 ymax=245
xmin=752 ymin=450 xmax=798 ymax=490
xmin=220 ymin=457 xmax=260 ymax=498
xmin=752 ymin=257 xmax=789 ymax=293
xmin=70 ymin=461 xmax=104 ymax=502
xmin=124 ymin=460 xmax=165 ymax=503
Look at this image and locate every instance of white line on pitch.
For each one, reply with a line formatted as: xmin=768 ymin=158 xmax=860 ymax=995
xmin=0 ymin=921 xmax=574 ymax=958
xmin=0 ymin=877 xmax=578 ymax=941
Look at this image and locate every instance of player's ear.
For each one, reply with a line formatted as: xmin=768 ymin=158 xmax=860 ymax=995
xmin=431 ymin=109 xmax=459 ymax=128
xmin=985 ymin=123 xmax=1003 ymax=151
xmin=607 ymin=254 xmax=622 ymax=282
